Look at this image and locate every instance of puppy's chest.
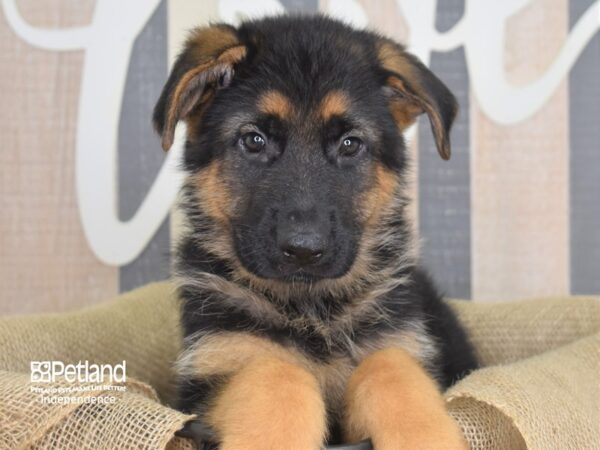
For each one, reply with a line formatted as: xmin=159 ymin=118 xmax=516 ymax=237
xmin=309 ymin=355 xmax=355 ymax=416
xmin=265 ymin=322 xmax=371 ymax=401
xmin=285 ymin=319 xmax=437 ymax=406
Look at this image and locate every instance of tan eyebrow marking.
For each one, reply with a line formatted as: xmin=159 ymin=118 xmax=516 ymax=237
xmin=319 ymin=90 xmax=351 ymax=122
xmin=257 ymin=90 xmax=293 ymax=120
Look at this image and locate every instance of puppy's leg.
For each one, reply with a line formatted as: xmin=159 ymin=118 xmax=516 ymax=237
xmin=343 ymin=348 xmax=467 ymax=450
xmin=206 ymin=356 xmax=327 ymax=450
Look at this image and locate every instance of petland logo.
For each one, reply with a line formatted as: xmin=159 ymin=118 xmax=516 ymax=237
xmin=30 ymin=360 xmax=126 ymax=383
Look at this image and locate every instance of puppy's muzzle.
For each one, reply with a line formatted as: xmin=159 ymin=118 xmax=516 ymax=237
xmin=277 ymin=208 xmax=329 ymax=267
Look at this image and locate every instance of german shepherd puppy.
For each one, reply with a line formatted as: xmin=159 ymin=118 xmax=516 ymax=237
xmin=154 ymin=15 xmax=477 ymax=450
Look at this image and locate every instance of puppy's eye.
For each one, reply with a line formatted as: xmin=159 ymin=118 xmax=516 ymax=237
xmin=240 ymin=132 xmax=266 ymax=153
xmin=338 ymin=137 xmax=364 ymax=157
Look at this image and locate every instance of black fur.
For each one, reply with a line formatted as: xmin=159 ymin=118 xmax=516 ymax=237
xmin=155 ymin=14 xmax=477 ymax=446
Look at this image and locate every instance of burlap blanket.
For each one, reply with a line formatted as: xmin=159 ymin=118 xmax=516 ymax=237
xmin=0 ymin=282 xmax=598 ymax=450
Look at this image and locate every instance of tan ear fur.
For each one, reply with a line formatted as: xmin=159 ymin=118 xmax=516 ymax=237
xmin=378 ymin=41 xmax=457 ymax=160
xmin=153 ymin=25 xmax=247 ymax=151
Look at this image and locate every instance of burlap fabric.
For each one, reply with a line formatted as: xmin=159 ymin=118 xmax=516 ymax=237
xmin=0 ymin=283 xmax=598 ymax=449
xmin=0 ymin=283 xmax=194 ymax=449
xmin=446 ymin=298 xmax=600 ymax=450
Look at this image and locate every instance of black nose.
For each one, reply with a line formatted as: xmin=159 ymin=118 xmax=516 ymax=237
xmin=279 ymin=233 xmax=325 ymax=266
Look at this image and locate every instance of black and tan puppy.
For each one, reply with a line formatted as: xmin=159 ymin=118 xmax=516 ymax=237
xmin=154 ymin=15 xmax=477 ymax=450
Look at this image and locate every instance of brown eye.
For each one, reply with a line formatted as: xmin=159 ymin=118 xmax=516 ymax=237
xmin=240 ymin=132 xmax=266 ymax=153
xmin=339 ymin=137 xmax=363 ymax=157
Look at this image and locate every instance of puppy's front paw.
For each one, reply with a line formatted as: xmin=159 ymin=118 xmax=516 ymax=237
xmin=371 ymin=416 xmax=468 ymax=450
xmin=209 ymin=358 xmax=326 ymax=450
xmin=344 ymin=349 xmax=469 ymax=450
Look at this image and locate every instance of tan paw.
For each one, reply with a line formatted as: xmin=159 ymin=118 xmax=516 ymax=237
xmin=209 ymin=358 xmax=326 ymax=450
xmin=371 ymin=416 xmax=468 ymax=450
xmin=343 ymin=348 xmax=469 ymax=450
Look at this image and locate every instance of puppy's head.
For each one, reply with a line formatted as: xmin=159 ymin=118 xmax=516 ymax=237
xmin=154 ymin=16 xmax=457 ymax=287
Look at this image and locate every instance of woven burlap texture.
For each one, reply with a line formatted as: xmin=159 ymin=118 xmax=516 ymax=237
xmin=0 ymin=282 xmax=598 ymax=450
xmin=0 ymin=283 xmax=194 ymax=450
xmin=447 ymin=299 xmax=600 ymax=450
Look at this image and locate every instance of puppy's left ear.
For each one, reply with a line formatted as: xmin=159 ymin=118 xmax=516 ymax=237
xmin=153 ymin=24 xmax=247 ymax=151
xmin=378 ymin=40 xmax=457 ymax=160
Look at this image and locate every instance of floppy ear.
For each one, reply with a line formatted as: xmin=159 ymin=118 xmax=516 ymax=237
xmin=153 ymin=24 xmax=247 ymax=151
xmin=377 ymin=40 xmax=457 ymax=160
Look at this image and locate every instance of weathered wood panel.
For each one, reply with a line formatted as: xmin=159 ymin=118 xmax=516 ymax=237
xmin=0 ymin=1 xmax=118 ymax=314
xmin=471 ymin=0 xmax=570 ymax=300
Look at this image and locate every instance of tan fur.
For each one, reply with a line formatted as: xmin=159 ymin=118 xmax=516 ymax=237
xmin=176 ymin=319 xmax=438 ymax=431
xmin=194 ymin=161 xmax=233 ymax=225
xmin=176 ymin=314 xmax=436 ymax=429
xmin=311 ymin=357 xmax=354 ymax=421
xmin=377 ymin=42 xmax=421 ymax=87
xmin=381 ymin=330 xmax=438 ymax=366
xmin=206 ymin=356 xmax=327 ymax=450
xmin=386 ymin=76 xmax=444 ymax=137
xmin=187 ymin=25 xmax=241 ymax=63
xmin=307 ymin=328 xmax=438 ymax=422
xmin=187 ymin=332 xmax=305 ymax=377
xmin=197 ymin=232 xmax=235 ymax=264
xmin=162 ymin=44 xmax=247 ymax=151
xmin=344 ymin=348 xmax=468 ymax=450
xmin=177 ymin=330 xmax=350 ymax=420
xmin=163 ymin=59 xmax=213 ymax=150
xmin=319 ymin=90 xmax=350 ymax=121
xmin=359 ymin=164 xmax=400 ymax=226
xmin=258 ymin=90 xmax=294 ymax=120
xmin=216 ymin=45 xmax=247 ymax=64
xmin=388 ymin=95 xmax=423 ymax=130
xmin=378 ymin=43 xmax=451 ymax=160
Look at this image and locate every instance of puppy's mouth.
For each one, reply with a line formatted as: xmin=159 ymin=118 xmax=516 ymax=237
xmin=232 ymin=227 xmax=358 ymax=283
xmin=234 ymin=248 xmax=343 ymax=283
xmin=276 ymin=269 xmax=327 ymax=283
xmin=248 ymin=255 xmax=332 ymax=282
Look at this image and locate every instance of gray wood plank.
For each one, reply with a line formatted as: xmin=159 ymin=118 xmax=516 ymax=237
xmin=418 ymin=0 xmax=471 ymax=299
xmin=118 ymin=1 xmax=170 ymax=292
xmin=569 ymin=0 xmax=600 ymax=294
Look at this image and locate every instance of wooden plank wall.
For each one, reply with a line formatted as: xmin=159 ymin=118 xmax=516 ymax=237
xmin=0 ymin=1 xmax=118 ymax=314
xmin=471 ymin=0 xmax=570 ymax=300
xmin=1 ymin=0 xmax=598 ymax=314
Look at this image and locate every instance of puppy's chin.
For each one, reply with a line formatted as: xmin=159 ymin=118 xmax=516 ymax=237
xmin=236 ymin=255 xmax=357 ymax=285
xmin=271 ymin=269 xmax=327 ymax=283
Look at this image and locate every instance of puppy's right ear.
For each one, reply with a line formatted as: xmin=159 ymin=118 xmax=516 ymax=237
xmin=153 ymin=24 xmax=247 ymax=151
